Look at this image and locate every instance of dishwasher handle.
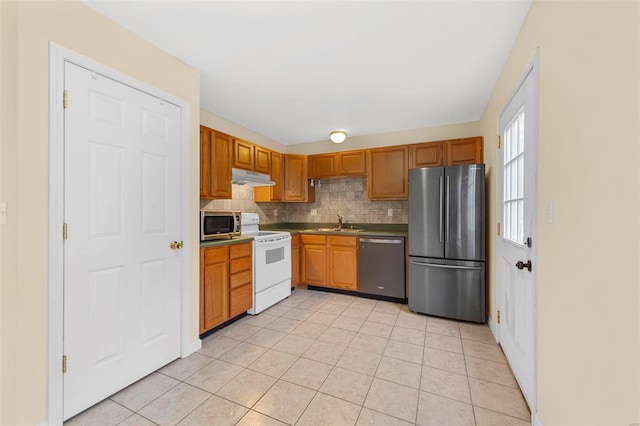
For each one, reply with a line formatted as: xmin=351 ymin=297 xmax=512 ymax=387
xmin=359 ymin=238 xmax=404 ymax=244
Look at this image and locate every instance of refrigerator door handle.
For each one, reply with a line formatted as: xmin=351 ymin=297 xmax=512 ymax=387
xmin=445 ymin=175 xmax=450 ymax=243
xmin=439 ymin=176 xmax=444 ymax=243
xmin=410 ymin=261 xmax=483 ymax=271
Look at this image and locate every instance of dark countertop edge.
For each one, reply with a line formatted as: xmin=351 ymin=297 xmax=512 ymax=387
xmin=261 ymin=223 xmax=407 ymax=237
xmin=200 ymin=236 xmax=254 ymax=248
xmin=290 ymin=229 xmax=407 ymax=237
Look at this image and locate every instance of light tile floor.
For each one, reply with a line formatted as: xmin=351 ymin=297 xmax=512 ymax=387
xmin=66 ymin=288 xmax=530 ymax=426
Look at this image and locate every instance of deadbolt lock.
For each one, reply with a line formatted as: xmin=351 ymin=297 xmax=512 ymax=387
xmin=170 ymin=241 xmax=184 ymax=250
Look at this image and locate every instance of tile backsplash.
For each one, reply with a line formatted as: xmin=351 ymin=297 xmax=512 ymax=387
xmin=200 ymin=176 xmax=408 ymax=225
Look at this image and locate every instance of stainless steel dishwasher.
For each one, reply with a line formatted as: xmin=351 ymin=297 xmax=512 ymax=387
xmin=358 ymin=237 xmax=406 ymax=299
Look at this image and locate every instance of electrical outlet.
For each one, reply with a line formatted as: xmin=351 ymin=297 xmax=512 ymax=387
xmin=388 ymin=208 xmax=393 ymax=217
xmin=274 ymin=209 xmax=278 ymax=217
xmin=310 ymin=209 xmax=317 ymax=216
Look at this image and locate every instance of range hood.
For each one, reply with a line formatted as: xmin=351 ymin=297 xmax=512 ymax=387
xmin=231 ymin=168 xmax=275 ymax=187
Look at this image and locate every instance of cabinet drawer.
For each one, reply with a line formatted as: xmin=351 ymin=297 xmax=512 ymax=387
xmin=230 ymin=256 xmax=252 ymax=275
xmin=328 ymin=236 xmax=356 ymax=247
xmin=230 ymin=284 xmax=252 ymax=317
xmin=301 ymin=234 xmax=326 ymax=245
xmin=230 ymin=242 xmax=252 ymax=259
xmin=203 ymin=246 xmax=227 ymax=265
xmin=230 ymin=269 xmax=252 ymax=289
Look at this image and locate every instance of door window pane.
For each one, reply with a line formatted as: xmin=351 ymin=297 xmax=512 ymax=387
xmin=503 ymin=107 xmax=525 ymax=244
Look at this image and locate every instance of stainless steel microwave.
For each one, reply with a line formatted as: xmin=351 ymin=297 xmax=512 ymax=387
xmin=200 ymin=211 xmax=241 ymax=241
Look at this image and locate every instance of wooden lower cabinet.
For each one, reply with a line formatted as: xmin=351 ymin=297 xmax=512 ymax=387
xmin=301 ymin=235 xmax=327 ymax=285
xmin=200 ymin=241 xmax=253 ymax=334
xmin=301 ymin=234 xmax=357 ymax=291
xmin=291 ymin=234 xmax=300 ymax=287
xmin=200 ymin=246 xmax=229 ymax=333
xmin=327 ymin=236 xmax=358 ymax=291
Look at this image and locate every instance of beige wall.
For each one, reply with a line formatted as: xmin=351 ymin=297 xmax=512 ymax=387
xmin=0 ymin=1 xmax=200 ymax=424
xmin=480 ymin=1 xmax=639 ymax=424
xmin=287 ymin=120 xmax=480 ymax=155
xmin=201 ymin=109 xmax=288 ymax=153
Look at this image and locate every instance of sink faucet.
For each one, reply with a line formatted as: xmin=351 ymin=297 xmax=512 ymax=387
xmin=337 ymin=215 xmax=343 ymax=230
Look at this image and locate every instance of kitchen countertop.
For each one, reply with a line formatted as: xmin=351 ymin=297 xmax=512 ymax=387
xmin=200 ymin=235 xmax=254 ymax=248
xmin=261 ymin=222 xmax=408 ymax=238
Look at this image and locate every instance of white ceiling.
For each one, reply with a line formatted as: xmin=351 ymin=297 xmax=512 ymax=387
xmin=84 ymin=1 xmax=531 ymax=145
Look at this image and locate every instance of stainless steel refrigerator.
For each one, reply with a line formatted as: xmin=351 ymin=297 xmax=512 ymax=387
xmin=408 ymin=164 xmax=485 ymax=323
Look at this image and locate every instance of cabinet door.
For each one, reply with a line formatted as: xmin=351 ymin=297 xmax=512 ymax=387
xmin=367 ymin=146 xmax=409 ymax=200
xmin=309 ymin=153 xmax=337 ymax=178
xmin=270 ymin=151 xmax=283 ymax=201
xmin=211 ymin=132 xmax=232 ymax=198
xmin=302 ymin=244 xmax=326 ymax=285
xmin=445 ymin=137 xmax=483 ymax=166
xmin=337 ymin=150 xmax=366 ymax=176
xmin=254 ymin=146 xmax=271 ymax=174
xmin=200 ymin=126 xmax=212 ymax=198
xmin=291 ymin=234 xmax=300 ymax=287
xmin=291 ymin=244 xmax=300 ymax=287
xmin=254 ymin=151 xmax=283 ymax=202
xmin=410 ymin=141 xmax=444 ymax=168
xmin=284 ymin=154 xmax=315 ymax=202
xmin=200 ymin=248 xmax=229 ymax=333
xmin=328 ymin=245 xmax=358 ymax=291
xmin=233 ymin=138 xmax=254 ymax=170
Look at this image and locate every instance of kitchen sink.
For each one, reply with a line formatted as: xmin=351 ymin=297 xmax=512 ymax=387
xmin=305 ymin=227 xmax=366 ymax=232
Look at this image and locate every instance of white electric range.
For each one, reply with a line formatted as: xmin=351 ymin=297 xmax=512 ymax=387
xmin=240 ymin=213 xmax=292 ymax=314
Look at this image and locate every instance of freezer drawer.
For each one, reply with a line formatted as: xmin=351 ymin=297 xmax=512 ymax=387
xmin=408 ymin=257 xmax=485 ymax=323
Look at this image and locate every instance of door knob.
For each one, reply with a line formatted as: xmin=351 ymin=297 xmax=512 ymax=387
xmin=515 ymin=260 xmax=532 ymax=272
xmin=170 ymin=241 xmax=184 ymax=250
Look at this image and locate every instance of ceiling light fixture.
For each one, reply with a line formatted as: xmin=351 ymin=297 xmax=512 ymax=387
xmin=329 ymin=130 xmax=347 ymax=144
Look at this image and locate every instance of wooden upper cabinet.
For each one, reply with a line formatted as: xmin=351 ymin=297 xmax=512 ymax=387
xmin=410 ymin=141 xmax=444 ymax=168
xmin=309 ymin=153 xmax=337 ymax=178
xmin=233 ymin=138 xmax=254 ymax=171
xmin=337 ymin=150 xmax=366 ymax=176
xmin=200 ymin=126 xmax=212 ymax=198
xmin=200 ymin=126 xmax=232 ymax=199
xmin=284 ymin=154 xmax=315 ymax=202
xmin=367 ymin=146 xmax=409 ymax=200
xmin=309 ymin=150 xmax=366 ymax=179
xmin=254 ymin=151 xmax=283 ymax=202
xmin=254 ymin=146 xmax=271 ymax=174
xmin=445 ymin=137 xmax=483 ymax=166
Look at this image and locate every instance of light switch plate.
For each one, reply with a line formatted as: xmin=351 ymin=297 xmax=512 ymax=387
xmin=387 ymin=208 xmax=393 ymax=217
xmin=0 ymin=202 xmax=6 ymax=225
xmin=310 ymin=209 xmax=317 ymax=216
xmin=545 ymin=200 xmax=553 ymax=224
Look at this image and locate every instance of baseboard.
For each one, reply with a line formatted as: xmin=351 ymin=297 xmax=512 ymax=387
xmin=487 ymin=316 xmax=499 ymax=343
xmin=532 ymin=412 xmax=543 ymax=426
xmin=182 ymin=338 xmax=202 ymax=358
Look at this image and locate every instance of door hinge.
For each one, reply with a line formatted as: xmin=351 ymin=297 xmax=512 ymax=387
xmin=496 ymin=135 xmax=501 ymax=149
xmin=497 ymin=310 xmax=501 ymax=324
xmin=62 ymin=355 xmax=67 ymax=374
xmin=63 ymin=90 xmax=68 ymax=108
xmin=63 ymin=223 xmax=68 ymax=240
xmin=497 ymin=223 xmax=500 ymax=236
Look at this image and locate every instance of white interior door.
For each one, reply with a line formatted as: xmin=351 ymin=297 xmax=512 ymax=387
xmin=497 ymin=64 xmax=538 ymax=412
xmin=63 ymin=61 xmax=182 ymax=420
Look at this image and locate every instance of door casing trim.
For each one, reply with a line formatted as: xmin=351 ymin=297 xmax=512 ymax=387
xmin=47 ymin=43 xmax=196 ymax=425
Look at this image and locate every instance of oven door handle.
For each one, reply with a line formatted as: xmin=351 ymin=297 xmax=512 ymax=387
xmin=255 ymin=237 xmax=291 ymax=246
